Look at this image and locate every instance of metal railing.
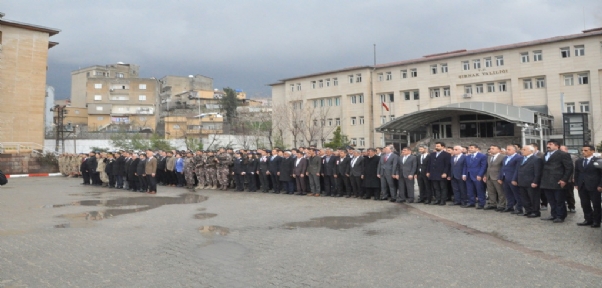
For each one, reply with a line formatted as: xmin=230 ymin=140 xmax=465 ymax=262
xmin=0 ymin=142 xmax=57 ymax=155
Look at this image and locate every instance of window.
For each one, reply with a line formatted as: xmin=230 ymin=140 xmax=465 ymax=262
xmin=328 ymin=98 xmax=333 ymax=106
xmin=520 ymin=52 xmax=529 ymax=63
xmin=94 ymin=95 xmax=102 ymax=101
xmin=380 ymin=116 xmax=386 ymax=124
xmin=311 ymin=81 xmax=316 ymax=89
xmin=560 ymin=47 xmax=570 ymax=58
xmin=335 ymin=118 xmax=341 ymax=126
xmin=97 ymin=116 xmax=104 ymax=120
xmin=484 ymin=57 xmax=492 ymax=67
xmin=377 ymin=73 xmax=383 ymax=81
xmin=351 ymin=117 xmax=357 ymax=125
xmin=389 ymin=93 xmax=394 ymax=102
xmin=401 ymin=70 xmax=407 ymax=78
xmin=462 ymin=61 xmax=470 ymax=70
xmin=430 ymin=88 xmax=440 ymax=98
xmin=349 ymin=75 xmax=354 ymax=83
xmin=327 ymin=118 xmax=333 ymax=126
xmin=326 ymin=79 xmax=330 ymax=87
xmin=386 ymin=72 xmax=392 ymax=80
xmin=116 ymin=73 xmax=124 ymax=78
xmin=574 ymin=45 xmax=585 ymax=56
xmin=351 ymin=138 xmax=357 ymax=146
xmin=430 ymin=65 xmax=437 ymax=74
xmin=496 ymin=56 xmax=504 ymax=66
xmin=96 ymin=106 xmax=103 ymax=111
xmin=443 ymin=87 xmax=450 ymax=96
xmin=359 ymin=138 xmax=365 ymax=147
xmin=356 ymin=74 xmax=362 ymax=83
xmin=464 ymin=85 xmax=473 ymax=94
xmin=578 ymin=73 xmax=589 ymax=85
xmin=296 ymin=83 xmax=301 ymax=91
xmin=475 ymin=84 xmax=484 ymax=93
xmin=318 ymin=80 xmax=323 ymax=88
xmin=390 ymin=115 xmax=395 ymax=121
xmin=358 ymin=94 xmax=364 ymax=103
xmin=536 ymin=78 xmax=545 ymax=88
xmin=498 ymin=82 xmax=507 ymax=92
xmin=523 ymin=79 xmax=533 ymax=89
xmin=139 ymin=95 xmax=147 ymax=101
xmin=473 ymin=59 xmax=481 ymax=69
xmin=313 ymin=100 xmax=318 ymax=108
xmin=441 ymin=63 xmax=448 ymax=73
xmin=139 ymin=84 xmax=147 ymax=89
xmin=565 ymin=102 xmax=575 ymax=113
xmin=172 ymin=124 xmax=180 ymax=130
xmin=320 ymin=99 xmax=325 ymax=107
xmin=564 ymin=75 xmax=574 ymax=86
xmin=94 ymin=83 xmax=102 ymax=89
xmin=580 ymin=101 xmax=590 ymax=113
xmin=290 ymin=84 xmax=294 ymax=91
xmin=533 ymin=50 xmax=542 ymax=61
xmin=333 ymin=78 xmax=338 ymax=86
xmin=487 ymin=83 xmax=495 ymax=92
xmin=410 ymin=69 xmax=417 ymax=77
xmin=404 ymin=91 xmax=411 ymax=100
xmin=335 ymin=97 xmax=340 ymax=106
xmin=351 ymin=95 xmax=357 ymax=104
xmin=413 ymin=91 xmax=420 ymax=100
xmin=359 ymin=116 xmax=365 ymax=125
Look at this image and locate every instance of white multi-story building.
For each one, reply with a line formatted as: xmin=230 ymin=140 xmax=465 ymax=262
xmin=271 ymin=27 xmax=602 ymax=151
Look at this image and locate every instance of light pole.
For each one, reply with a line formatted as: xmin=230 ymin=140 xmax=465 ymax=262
xmin=74 ymin=125 xmax=79 ymax=154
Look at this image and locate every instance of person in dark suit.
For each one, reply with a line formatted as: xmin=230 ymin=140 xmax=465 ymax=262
xmin=540 ymin=140 xmax=574 ymax=223
xmin=80 ymin=153 xmax=91 ymax=185
xmin=337 ymin=149 xmax=352 ymax=197
xmin=114 ymin=152 xmax=126 ymax=189
xmin=415 ymin=145 xmax=432 ymax=204
xmin=347 ymin=150 xmax=365 ymax=198
xmin=279 ymin=151 xmax=295 ymax=194
xmin=257 ymin=149 xmax=270 ymax=193
xmin=293 ymin=151 xmax=308 ymax=195
xmin=245 ymin=153 xmax=258 ymax=192
xmin=426 ymin=142 xmax=451 ymax=205
xmin=448 ymin=145 xmax=467 ymax=206
xmin=512 ymin=145 xmax=543 ymax=218
xmin=462 ymin=144 xmax=488 ymax=209
xmin=127 ymin=153 xmax=140 ymax=192
xmin=363 ymin=149 xmax=381 ymax=200
xmin=394 ymin=147 xmax=417 ymax=203
xmin=377 ymin=146 xmax=399 ymax=201
xmin=574 ymin=145 xmax=602 ymax=227
xmin=560 ymin=145 xmax=578 ymax=213
xmin=531 ymin=143 xmax=547 ymax=211
xmin=307 ymin=149 xmax=322 ymax=196
xmin=136 ymin=153 xmax=147 ymax=192
xmin=499 ymin=145 xmax=523 ymax=212
xmin=321 ymin=148 xmax=338 ymax=197
xmin=87 ymin=152 xmax=99 ymax=185
xmin=156 ymin=151 xmax=167 ymax=186
xmin=232 ymin=153 xmax=245 ymax=192
xmin=268 ymin=149 xmax=282 ymax=194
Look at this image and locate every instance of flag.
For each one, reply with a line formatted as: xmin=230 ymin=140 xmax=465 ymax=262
xmin=382 ymin=102 xmax=389 ymax=111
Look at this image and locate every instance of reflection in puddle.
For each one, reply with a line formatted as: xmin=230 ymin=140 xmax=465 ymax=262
xmin=53 ymin=193 xmax=207 ymax=226
xmin=283 ymin=206 xmax=406 ymax=230
xmin=194 ymin=213 xmax=217 ymax=220
xmin=198 ymin=225 xmax=229 ymax=236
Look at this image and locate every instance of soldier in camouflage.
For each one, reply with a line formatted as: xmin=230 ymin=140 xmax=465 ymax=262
xmin=216 ymin=147 xmax=233 ymax=190
xmin=194 ymin=150 xmax=206 ymax=190
xmin=204 ymin=151 xmax=218 ymax=189
xmin=184 ymin=151 xmax=196 ymax=191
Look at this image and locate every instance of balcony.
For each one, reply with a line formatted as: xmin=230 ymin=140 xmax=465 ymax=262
xmin=109 ymin=87 xmax=129 ymax=94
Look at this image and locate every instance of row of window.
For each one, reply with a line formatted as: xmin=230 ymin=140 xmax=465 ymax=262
xmin=563 ymin=73 xmax=589 ymax=86
xmin=565 ymin=101 xmax=590 ymax=113
xmin=94 ymin=83 xmax=146 ymax=89
xmin=94 ymin=95 xmax=147 ymax=101
xmin=462 ymin=56 xmax=504 ymax=71
xmin=349 ymin=138 xmax=366 ymax=147
xmin=312 ymin=97 xmax=341 ymax=108
xmin=464 ymin=82 xmax=508 ymax=95
xmin=88 ymin=71 xmax=125 ymax=78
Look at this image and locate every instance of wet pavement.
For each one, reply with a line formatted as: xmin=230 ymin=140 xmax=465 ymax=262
xmin=1 ymin=176 xmax=602 ymax=287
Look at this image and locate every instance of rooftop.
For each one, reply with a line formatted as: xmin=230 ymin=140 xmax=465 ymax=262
xmin=0 ymin=13 xmax=60 ymax=36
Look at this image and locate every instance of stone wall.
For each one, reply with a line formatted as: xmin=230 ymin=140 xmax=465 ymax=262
xmin=0 ymin=154 xmax=58 ymax=175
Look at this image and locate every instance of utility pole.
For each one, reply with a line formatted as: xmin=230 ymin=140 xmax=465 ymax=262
xmin=52 ymin=105 xmax=67 ymax=153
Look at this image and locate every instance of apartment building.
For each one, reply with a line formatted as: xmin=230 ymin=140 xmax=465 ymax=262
xmin=164 ymin=113 xmax=224 ymax=140
xmin=271 ymin=27 xmax=602 ymax=151
xmin=0 ymin=13 xmax=60 ymax=147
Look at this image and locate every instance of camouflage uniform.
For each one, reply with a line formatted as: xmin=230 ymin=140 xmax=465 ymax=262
xmin=204 ymin=154 xmax=218 ymax=189
xmin=216 ymin=152 xmax=233 ymax=190
xmin=58 ymin=155 xmax=65 ymax=175
xmin=184 ymin=156 xmax=196 ymax=190
xmin=194 ymin=154 xmax=206 ymax=190
xmin=71 ymin=155 xmax=80 ymax=176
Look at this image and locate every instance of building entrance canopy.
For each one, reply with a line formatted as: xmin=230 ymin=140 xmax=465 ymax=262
xmin=375 ymin=102 xmax=542 ymax=133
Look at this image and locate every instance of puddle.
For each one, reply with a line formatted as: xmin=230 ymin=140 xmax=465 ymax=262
xmin=68 ymin=192 xmax=104 ymax=197
xmin=198 ymin=225 xmax=229 ymax=236
xmin=283 ymin=206 xmax=406 ymax=230
xmin=52 ymin=193 xmax=207 ymax=226
xmin=194 ymin=213 xmax=217 ymax=220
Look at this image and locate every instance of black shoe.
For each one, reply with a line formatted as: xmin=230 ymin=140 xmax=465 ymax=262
xmin=511 ymin=210 xmax=523 ymax=215
xmin=424 ymin=202 xmax=431 ymax=205
xmin=501 ymin=208 xmax=513 ymax=213
xmin=527 ymin=213 xmax=540 ymax=218
xmin=476 ymin=206 xmax=484 ymax=210
xmin=577 ymin=220 xmax=593 ymax=226
xmin=415 ymin=199 xmax=424 ymax=204
xmin=568 ymin=208 xmax=577 ymax=213
xmin=541 ymin=216 xmax=555 ymax=221
xmin=592 ymin=223 xmax=601 ymax=228
xmin=438 ymin=203 xmax=446 ymax=206
xmin=496 ymin=207 xmax=505 ymax=212
xmin=407 ymin=199 xmax=414 ymax=203
xmin=395 ymin=200 xmax=405 ymax=203
xmin=432 ymin=201 xmax=440 ymax=205
xmin=462 ymin=204 xmax=475 ymax=208
xmin=448 ymin=203 xmax=461 ymax=206
xmin=389 ymin=199 xmax=396 ymax=202
xmin=483 ymin=206 xmax=496 ymax=210
xmin=553 ymin=218 xmax=564 ymax=223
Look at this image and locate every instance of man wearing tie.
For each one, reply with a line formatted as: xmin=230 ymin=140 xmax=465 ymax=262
xmin=540 ymin=140 xmax=574 ymax=223
xmin=394 ymin=147 xmax=417 ymax=203
xmin=268 ymin=149 xmax=282 ymax=194
xmin=484 ymin=145 xmax=505 ymax=210
xmin=348 ymin=150 xmax=365 ymax=198
xmin=377 ymin=146 xmax=399 ymax=201
xmin=426 ymin=142 xmax=451 ymax=205
xmin=574 ymin=145 xmax=602 ymax=227
xmin=512 ymin=145 xmax=543 ymax=217
xmin=448 ymin=145 xmax=467 ymax=206
xmin=415 ymin=145 xmax=432 ymax=204
xmin=499 ymin=145 xmax=523 ymax=212
xmin=462 ymin=144 xmax=488 ymax=209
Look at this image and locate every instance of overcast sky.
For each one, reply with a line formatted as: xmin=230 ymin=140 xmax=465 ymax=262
xmin=4 ymin=0 xmax=602 ymax=99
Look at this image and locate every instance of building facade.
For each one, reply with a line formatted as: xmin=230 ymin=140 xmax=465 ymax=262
xmin=271 ymin=28 xmax=602 ymax=151
xmin=0 ymin=13 xmax=60 ymax=147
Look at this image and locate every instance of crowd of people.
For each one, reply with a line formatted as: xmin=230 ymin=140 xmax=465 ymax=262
xmin=60 ymin=139 xmax=602 ymax=226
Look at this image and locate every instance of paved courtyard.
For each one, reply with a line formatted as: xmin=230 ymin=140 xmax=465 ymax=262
xmin=1 ymin=177 xmax=602 ymax=287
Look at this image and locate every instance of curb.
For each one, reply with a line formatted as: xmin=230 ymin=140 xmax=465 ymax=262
xmin=6 ymin=173 xmax=62 ymax=178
